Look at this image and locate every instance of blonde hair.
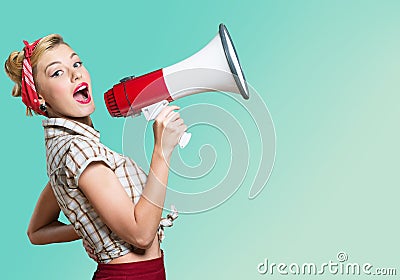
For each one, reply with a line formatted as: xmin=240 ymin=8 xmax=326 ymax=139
xmin=4 ymin=34 xmax=67 ymax=116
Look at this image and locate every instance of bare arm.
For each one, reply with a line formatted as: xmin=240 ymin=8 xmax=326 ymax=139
xmin=79 ymin=105 xmax=186 ymax=249
xmin=27 ymin=181 xmax=80 ymax=245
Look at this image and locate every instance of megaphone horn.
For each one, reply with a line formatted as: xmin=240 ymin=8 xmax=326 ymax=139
xmin=104 ymin=23 xmax=249 ymax=148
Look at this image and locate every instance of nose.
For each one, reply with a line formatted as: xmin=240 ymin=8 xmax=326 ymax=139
xmin=71 ymin=68 xmax=82 ymax=81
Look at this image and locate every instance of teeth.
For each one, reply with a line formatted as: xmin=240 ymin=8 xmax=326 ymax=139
xmin=75 ymin=85 xmax=87 ymax=92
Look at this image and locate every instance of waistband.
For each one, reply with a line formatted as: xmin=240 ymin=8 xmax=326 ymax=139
xmin=94 ymin=251 xmax=165 ymax=279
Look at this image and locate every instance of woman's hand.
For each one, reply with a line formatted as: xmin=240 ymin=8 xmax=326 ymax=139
xmin=83 ymin=239 xmax=98 ymax=262
xmin=153 ymin=105 xmax=187 ymax=159
xmin=27 ymin=181 xmax=81 ymax=245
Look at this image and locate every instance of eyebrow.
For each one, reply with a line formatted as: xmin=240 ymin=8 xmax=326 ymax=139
xmin=45 ymin=52 xmax=78 ymax=73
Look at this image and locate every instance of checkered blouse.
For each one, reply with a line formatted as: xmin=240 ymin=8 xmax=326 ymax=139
xmin=43 ymin=118 xmax=148 ymax=263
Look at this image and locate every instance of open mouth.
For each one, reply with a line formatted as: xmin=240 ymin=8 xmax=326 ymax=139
xmin=73 ymin=82 xmax=91 ymax=104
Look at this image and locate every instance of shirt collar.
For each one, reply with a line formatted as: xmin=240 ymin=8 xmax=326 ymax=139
xmin=43 ymin=118 xmax=100 ymax=142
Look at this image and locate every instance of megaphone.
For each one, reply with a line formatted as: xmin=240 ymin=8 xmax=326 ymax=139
xmin=104 ymin=23 xmax=249 ymax=148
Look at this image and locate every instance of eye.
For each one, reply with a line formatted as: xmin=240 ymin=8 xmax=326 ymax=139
xmin=73 ymin=61 xmax=83 ymax=68
xmin=51 ymin=70 xmax=63 ymax=78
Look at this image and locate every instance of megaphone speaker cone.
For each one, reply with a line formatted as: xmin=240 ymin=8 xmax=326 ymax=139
xmin=219 ymin=23 xmax=249 ymax=100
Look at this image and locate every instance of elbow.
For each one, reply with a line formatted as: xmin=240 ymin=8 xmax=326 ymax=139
xmin=27 ymin=230 xmax=40 ymax=245
xmin=133 ymin=234 xmax=155 ymax=250
xmin=27 ymin=227 xmax=46 ymax=245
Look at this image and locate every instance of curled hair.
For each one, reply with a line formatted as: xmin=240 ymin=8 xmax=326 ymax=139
xmin=4 ymin=34 xmax=67 ymax=116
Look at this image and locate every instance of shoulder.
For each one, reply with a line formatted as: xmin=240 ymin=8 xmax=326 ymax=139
xmin=66 ymin=136 xmax=125 ymax=170
xmin=68 ymin=135 xmax=102 ymax=158
xmin=64 ymin=136 xmax=126 ymax=185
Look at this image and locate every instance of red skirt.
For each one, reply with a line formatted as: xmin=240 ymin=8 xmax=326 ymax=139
xmin=92 ymin=252 xmax=166 ymax=280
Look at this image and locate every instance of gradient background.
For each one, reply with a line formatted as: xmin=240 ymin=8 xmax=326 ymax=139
xmin=0 ymin=1 xmax=399 ymax=279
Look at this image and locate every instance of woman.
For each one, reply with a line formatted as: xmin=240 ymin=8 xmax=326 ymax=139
xmin=5 ymin=34 xmax=186 ymax=279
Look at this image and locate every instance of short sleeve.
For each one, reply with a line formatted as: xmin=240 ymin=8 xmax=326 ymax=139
xmin=64 ymin=136 xmax=125 ymax=188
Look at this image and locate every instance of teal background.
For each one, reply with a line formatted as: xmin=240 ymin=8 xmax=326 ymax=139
xmin=0 ymin=0 xmax=399 ymax=279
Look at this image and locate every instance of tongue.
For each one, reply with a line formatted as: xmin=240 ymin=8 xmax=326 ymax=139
xmin=73 ymin=91 xmax=86 ymax=102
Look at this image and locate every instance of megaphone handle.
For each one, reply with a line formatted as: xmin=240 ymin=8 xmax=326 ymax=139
xmin=179 ymin=132 xmax=192 ymax=148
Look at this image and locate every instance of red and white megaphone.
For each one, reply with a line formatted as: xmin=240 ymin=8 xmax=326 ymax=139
xmin=104 ymin=23 xmax=249 ymax=148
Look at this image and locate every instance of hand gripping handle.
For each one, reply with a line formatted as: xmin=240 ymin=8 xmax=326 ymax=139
xmin=142 ymin=100 xmax=191 ymax=148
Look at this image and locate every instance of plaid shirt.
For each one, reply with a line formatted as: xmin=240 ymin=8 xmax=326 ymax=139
xmin=43 ymin=118 xmax=148 ymax=263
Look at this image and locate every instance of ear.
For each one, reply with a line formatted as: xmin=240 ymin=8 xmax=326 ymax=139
xmin=37 ymin=93 xmax=46 ymax=104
